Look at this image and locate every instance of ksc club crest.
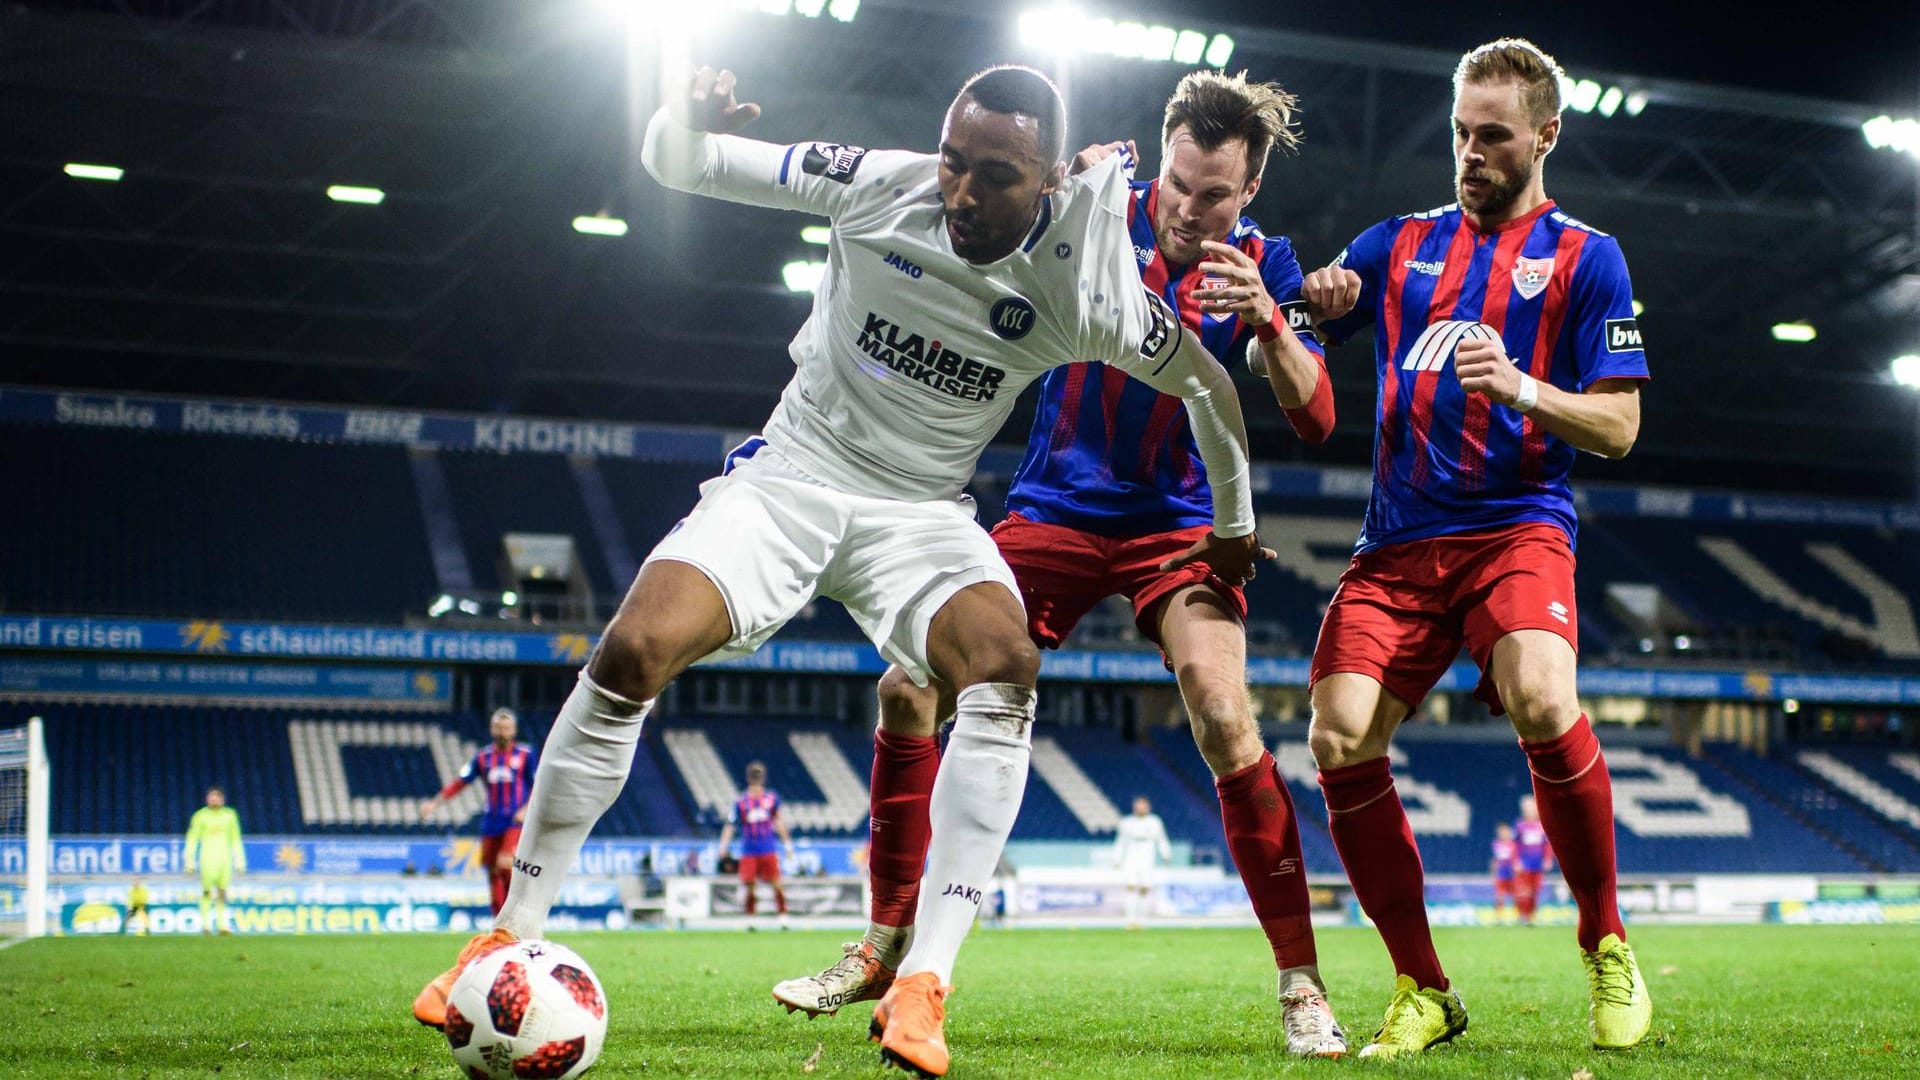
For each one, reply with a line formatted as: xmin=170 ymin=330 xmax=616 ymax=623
xmin=1512 ymin=256 xmax=1555 ymax=300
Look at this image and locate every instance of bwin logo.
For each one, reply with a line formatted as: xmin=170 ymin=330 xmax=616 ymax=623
xmin=1605 ymin=318 xmax=1642 ymax=351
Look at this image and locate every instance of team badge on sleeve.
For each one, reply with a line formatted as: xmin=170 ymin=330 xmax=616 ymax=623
xmin=801 ymin=143 xmax=868 ymax=184
xmin=1512 ymin=256 xmax=1555 ymax=300
xmin=1139 ymin=289 xmax=1177 ymax=367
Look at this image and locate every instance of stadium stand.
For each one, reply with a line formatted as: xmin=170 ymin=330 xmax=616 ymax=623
xmin=15 ymin=700 xmax=1915 ymax=875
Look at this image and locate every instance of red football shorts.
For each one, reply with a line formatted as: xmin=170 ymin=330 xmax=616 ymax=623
xmin=738 ymin=853 xmax=782 ymax=883
xmin=1310 ymin=522 xmax=1578 ymax=713
xmin=1513 ymin=868 xmax=1545 ymax=900
xmin=1493 ymin=877 xmax=1517 ymax=901
xmin=480 ymin=827 xmax=522 ymax=871
xmin=989 ymin=512 xmax=1247 ymax=651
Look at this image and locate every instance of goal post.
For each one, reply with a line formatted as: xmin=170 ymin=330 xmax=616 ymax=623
xmin=0 ymin=717 xmax=50 ymax=939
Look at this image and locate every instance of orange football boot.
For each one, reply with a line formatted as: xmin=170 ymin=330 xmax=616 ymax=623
xmin=411 ymin=928 xmax=517 ymax=1028
xmin=869 ymin=971 xmax=953 ymax=1077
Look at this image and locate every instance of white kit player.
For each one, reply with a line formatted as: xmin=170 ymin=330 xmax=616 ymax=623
xmin=408 ymin=64 xmax=1271 ymax=1080
xmin=1113 ymin=796 xmax=1172 ymax=929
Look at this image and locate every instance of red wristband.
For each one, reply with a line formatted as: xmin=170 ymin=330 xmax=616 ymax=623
xmin=1253 ymin=320 xmax=1281 ymax=343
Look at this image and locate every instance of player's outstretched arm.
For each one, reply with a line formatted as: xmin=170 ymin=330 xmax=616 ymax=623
xmin=1127 ymin=313 xmax=1274 ymax=584
xmin=642 ymin=65 xmax=869 ymax=220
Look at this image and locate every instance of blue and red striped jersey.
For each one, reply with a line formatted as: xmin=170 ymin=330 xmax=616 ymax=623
xmin=1492 ymin=836 xmax=1518 ymax=881
xmin=1004 ymin=178 xmax=1323 ymax=536
xmin=730 ymin=790 xmax=783 ymax=856
xmin=1319 ymin=200 xmax=1649 ymax=553
xmin=1515 ymin=818 xmax=1552 ymax=872
xmin=455 ymin=742 xmax=537 ymax=838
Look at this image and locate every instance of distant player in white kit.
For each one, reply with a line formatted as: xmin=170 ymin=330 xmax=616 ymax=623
xmin=1113 ymin=796 xmax=1171 ymax=928
xmin=410 ymin=63 xmax=1269 ymax=1079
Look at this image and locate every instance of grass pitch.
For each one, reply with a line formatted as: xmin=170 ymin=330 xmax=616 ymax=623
xmin=2 ymin=924 xmax=1914 ymax=1078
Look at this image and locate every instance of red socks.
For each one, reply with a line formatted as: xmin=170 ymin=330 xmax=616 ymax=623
xmin=489 ymin=869 xmax=509 ymax=915
xmin=1318 ymin=756 xmax=1447 ymax=990
xmin=773 ymin=886 xmax=788 ymax=916
xmin=1522 ymin=714 xmax=1625 ymax=951
xmin=1215 ymin=751 xmax=1317 ymax=971
xmin=867 ymin=729 xmax=940 ymax=928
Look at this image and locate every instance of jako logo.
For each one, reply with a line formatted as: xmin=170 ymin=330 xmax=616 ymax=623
xmin=1605 ymin=318 xmax=1642 ymax=351
xmin=1403 ymin=259 xmax=1445 ymax=276
xmin=513 ymin=858 xmax=542 ymax=877
xmin=940 ymin=882 xmax=983 ymax=905
xmin=883 ymin=251 xmax=923 ymax=279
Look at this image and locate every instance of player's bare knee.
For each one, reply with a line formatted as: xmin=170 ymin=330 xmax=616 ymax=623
xmin=1185 ymin=695 xmax=1260 ymax=775
xmin=588 ymin=621 xmax=681 ymax=702
xmin=1308 ymin=712 xmax=1386 ymax=769
xmin=962 ymin=635 xmax=1041 ymax=689
xmin=877 ymin=666 xmax=941 ymax=737
xmin=1502 ymin=678 xmax=1579 ymax=741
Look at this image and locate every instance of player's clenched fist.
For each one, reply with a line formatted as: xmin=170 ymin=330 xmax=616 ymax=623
xmin=673 ymin=66 xmax=762 ymax=134
xmin=1301 ymin=265 xmax=1361 ymax=324
xmin=1454 ymin=336 xmax=1526 ymax=407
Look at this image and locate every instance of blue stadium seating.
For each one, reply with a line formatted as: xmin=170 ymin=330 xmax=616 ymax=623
xmin=16 ymin=701 xmax=1910 ymax=876
xmin=0 ymin=426 xmax=436 ymax=622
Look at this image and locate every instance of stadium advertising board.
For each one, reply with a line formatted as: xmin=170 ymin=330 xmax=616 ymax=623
xmin=7 ymin=385 xmax=1916 ymax=530
xmin=0 ymin=657 xmax=450 ymax=707
xmin=7 ymin=612 xmax=1920 ymax=700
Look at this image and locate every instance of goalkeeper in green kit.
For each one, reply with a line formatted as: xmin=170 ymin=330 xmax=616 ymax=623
xmin=185 ymin=786 xmax=246 ymax=935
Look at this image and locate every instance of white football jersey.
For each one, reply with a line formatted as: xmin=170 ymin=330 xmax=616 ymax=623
xmin=642 ymin=109 xmax=1247 ymax=533
xmin=1113 ymin=813 xmax=1171 ymax=864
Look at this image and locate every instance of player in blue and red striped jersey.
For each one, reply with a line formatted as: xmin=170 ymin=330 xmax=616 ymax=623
xmin=419 ymin=708 xmax=537 ymax=915
xmin=1489 ymin=822 xmax=1518 ymax=919
xmin=774 ymin=70 xmax=1349 ymax=1058
xmin=1299 ymin=38 xmax=1652 ymax=1056
xmin=1512 ymin=796 xmax=1555 ymax=923
xmin=716 ymin=761 xmax=795 ymax=922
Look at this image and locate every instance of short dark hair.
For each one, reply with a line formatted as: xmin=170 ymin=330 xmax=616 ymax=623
xmin=745 ymin=761 xmax=766 ymax=781
xmin=956 ymin=65 xmax=1067 ymax=165
xmin=1161 ymin=69 xmax=1302 ymax=182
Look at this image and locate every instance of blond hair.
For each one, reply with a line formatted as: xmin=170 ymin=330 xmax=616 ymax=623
xmin=1161 ymin=69 xmax=1302 ymax=182
xmin=1453 ymin=38 xmax=1567 ymax=128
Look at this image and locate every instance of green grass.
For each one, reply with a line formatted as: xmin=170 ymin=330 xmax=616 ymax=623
xmin=2 ymin=924 xmax=1915 ymax=1077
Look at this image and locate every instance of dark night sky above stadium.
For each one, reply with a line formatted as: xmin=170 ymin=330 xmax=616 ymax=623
xmin=1187 ymin=1 xmax=1920 ymax=107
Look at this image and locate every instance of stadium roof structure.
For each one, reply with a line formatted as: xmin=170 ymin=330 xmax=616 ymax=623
xmin=2 ymin=0 xmax=1917 ymax=496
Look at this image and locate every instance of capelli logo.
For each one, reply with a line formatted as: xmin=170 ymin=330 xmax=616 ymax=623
xmin=1403 ymin=259 xmax=1445 ymax=276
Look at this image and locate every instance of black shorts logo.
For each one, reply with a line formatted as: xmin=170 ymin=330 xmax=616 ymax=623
xmin=801 ymin=143 xmax=868 ymax=184
xmin=989 ymin=296 xmax=1037 ymax=340
xmin=1278 ymin=299 xmax=1313 ymax=333
xmin=1605 ymin=317 xmax=1643 ymax=351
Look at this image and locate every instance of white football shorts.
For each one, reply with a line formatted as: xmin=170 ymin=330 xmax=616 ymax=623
xmin=643 ymin=441 xmax=1018 ymax=686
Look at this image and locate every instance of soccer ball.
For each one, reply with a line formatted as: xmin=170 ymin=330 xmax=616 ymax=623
xmin=443 ymin=940 xmax=608 ymax=1079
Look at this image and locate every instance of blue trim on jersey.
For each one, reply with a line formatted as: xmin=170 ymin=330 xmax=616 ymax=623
xmin=1021 ymin=197 xmax=1054 ymax=254
xmin=724 ymin=436 xmax=767 ymax=475
xmin=778 ymin=145 xmax=796 ymax=186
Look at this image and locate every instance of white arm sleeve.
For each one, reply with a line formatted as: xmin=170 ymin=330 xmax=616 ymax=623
xmin=1124 ymin=304 xmax=1257 ymax=539
xmin=640 ymin=107 xmax=869 ymax=219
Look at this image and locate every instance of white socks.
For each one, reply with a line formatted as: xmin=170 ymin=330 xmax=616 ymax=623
xmin=495 ymin=672 xmax=650 ymax=940
xmin=896 ymin=683 xmax=1035 ymax=985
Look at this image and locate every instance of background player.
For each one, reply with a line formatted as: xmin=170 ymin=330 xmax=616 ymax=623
xmin=413 ymin=64 xmax=1270 ymax=1080
xmin=184 ymin=785 xmax=244 ymax=935
xmin=418 ymin=707 xmax=536 ymax=916
xmin=122 ymin=877 xmax=151 ymax=936
xmin=1301 ymin=37 xmax=1653 ymax=1056
xmin=1490 ymin=822 xmax=1518 ymax=920
xmin=773 ymin=69 xmax=1347 ymax=1059
xmin=1512 ymin=796 xmax=1555 ymax=923
xmin=1112 ymin=796 xmax=1171 ymax=929
xmin=715 ymin=761 xmax=795 ymax=924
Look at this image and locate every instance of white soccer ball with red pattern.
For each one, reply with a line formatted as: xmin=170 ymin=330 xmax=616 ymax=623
xmin=443 ymin=940 xmax=608 ymax=1079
